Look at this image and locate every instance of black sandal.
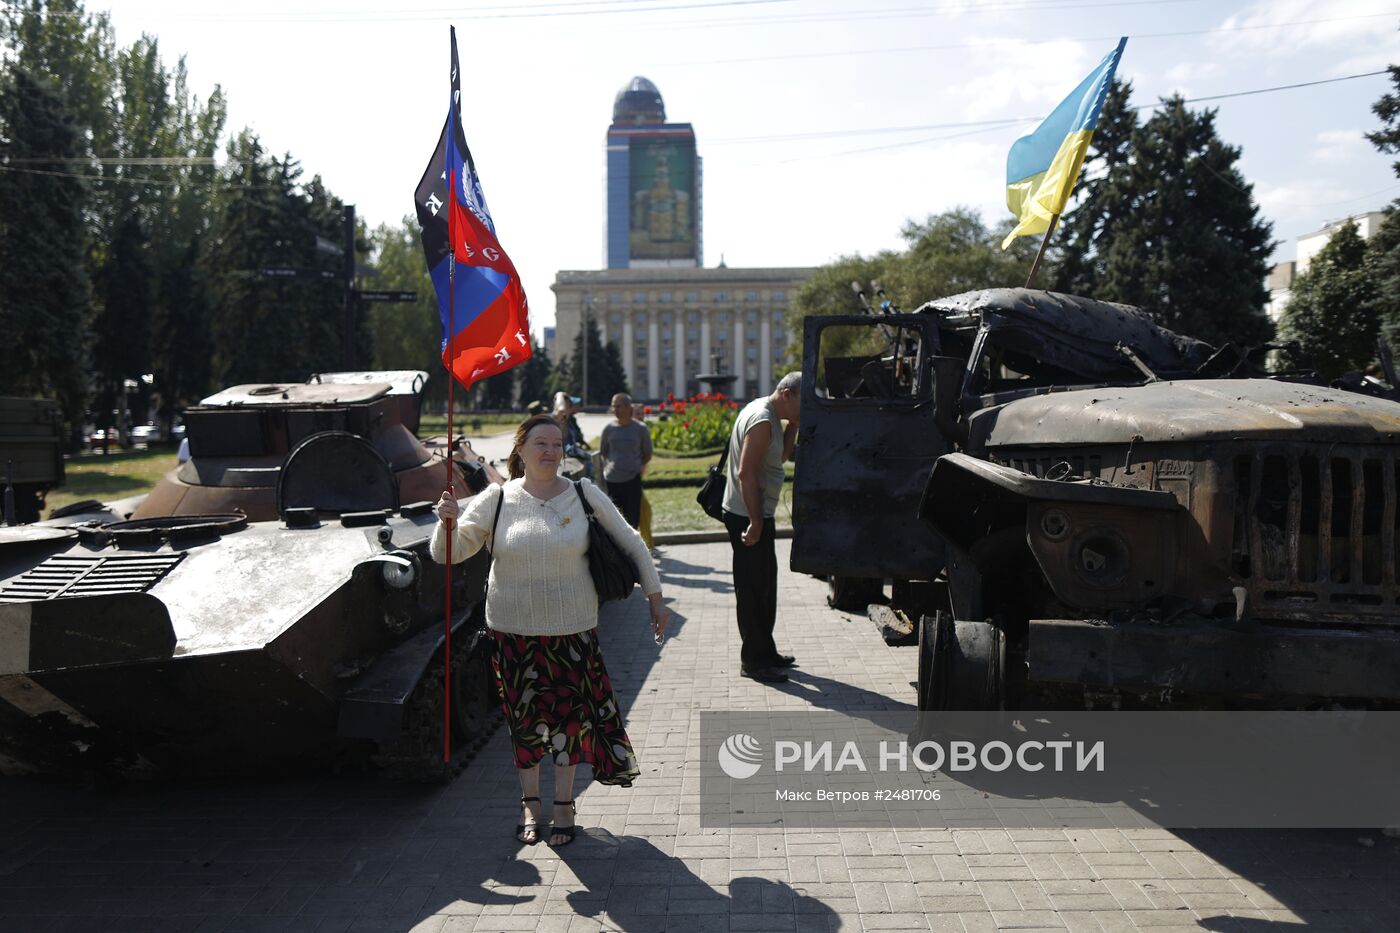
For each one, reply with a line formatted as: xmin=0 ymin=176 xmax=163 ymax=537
xmin=517 ymin=796 xmax=542 ymax=845
xmin=547 ymin=799 xmax=577 ymax=848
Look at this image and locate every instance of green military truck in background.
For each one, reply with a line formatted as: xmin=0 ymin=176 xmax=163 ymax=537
xmin=0 ymin=397 xmax=65 ymax=524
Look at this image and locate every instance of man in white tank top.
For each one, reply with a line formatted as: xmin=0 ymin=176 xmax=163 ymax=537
xmin=721 ymin=371 xmax=801 ymax=683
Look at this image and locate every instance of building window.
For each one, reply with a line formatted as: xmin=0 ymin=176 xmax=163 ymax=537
xmin=747 ymin=348 xmax=757 ymax=361
xmin=747 ymin=311 xmax=757 ymax=323
xmin=632 ymin=292 xmax=647 ymax=303
xmin=772 ymin=290 xmax=785 ymax=301
xmin=610 ymin=314 xmax=622 ymax=327
xmin=609 ymin=293 xmax=622 ymax=304
xmin=686 ymin=311 xmax=699 ymax=323
xmin=745 ymin=291 xmax=758 ymax=301
xmin=717 ymin=311 xmax=729 ymax=324
xmin=714 ymin=292 xmax=729 ymax=302
xmin=686 ymin=291 xmax=699 ymax=302
xmin=660 ymin=291 xmax=672 ymax=303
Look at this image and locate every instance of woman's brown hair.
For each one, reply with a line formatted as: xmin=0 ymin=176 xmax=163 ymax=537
xmin=507 ymin=414 xmax=564 ymax=479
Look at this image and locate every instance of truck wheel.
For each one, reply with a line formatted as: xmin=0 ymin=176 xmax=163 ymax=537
xmin=916 ymin=611 xmax=1005 ymax=710
xmin=827 ymin=576 xmax=883 ymax=612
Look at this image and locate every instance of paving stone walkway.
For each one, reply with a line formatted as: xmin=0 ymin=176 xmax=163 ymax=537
xmin=1 ymin=540 xmax=1399 ymax=932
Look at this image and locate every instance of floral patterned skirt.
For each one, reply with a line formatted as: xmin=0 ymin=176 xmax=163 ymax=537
xmin=490 ymin=628 xmax=639 ymax=787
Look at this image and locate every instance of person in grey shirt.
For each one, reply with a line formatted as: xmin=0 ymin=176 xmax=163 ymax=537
xmin=600 ymin=393 xmax=653 ymax=528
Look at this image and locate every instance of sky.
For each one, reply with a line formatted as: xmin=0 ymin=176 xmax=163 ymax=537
xmin=91 ymin=0 xmax=1400 ymax=337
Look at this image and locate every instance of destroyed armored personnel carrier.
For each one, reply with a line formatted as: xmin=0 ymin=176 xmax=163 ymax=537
xmin=0 ymin=371 xmax=501 ymax=778
xmin=793 ymin=288 xmax=1400 ymax=710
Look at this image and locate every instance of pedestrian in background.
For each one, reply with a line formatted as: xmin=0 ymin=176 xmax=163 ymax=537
xmin=632 ymin=403 xmax=656 ymax=550
xmin=432 ymin=414 xmax=667 ymax=847
xmin=722 ymin=371 xmax=801 ymax=684
xmin=599 ymin=392 xmax=652 ymax=529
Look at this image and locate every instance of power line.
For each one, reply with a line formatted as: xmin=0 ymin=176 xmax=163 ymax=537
xmin=764 ymin=70 xmax=1391 ymax=164
xmin=671 ymin=11 xmax=1400 ymax=68
xmin=0 ymin=0 xmax=1200 ymax=25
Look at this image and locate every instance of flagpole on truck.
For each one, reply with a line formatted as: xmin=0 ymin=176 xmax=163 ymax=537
xmin=1000 ymin=38 xmax=1125 ymax=287
xmin=1025 ymin=214 xmax=1060 ymax=288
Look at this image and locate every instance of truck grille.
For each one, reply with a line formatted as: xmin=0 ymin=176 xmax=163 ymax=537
xmin=1232 ymin=447 xmax=1400 ymax=620
xmin=0 ymin=553 xmax=184 ymax=603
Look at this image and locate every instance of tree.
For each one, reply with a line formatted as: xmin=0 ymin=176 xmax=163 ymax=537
xmin=514 ymin=339 xmax=553 ymax=411
xmin=204 ymin=133 xmax=352 ymax=386
xmin=556 ymin=317 xmax=627 ymax=404
xmin=1096 ymin=96 xmax=1275 ymax=347
xmin=1366 ymin=66 xmax=1400 ymax=352
xmin=1051 ymin=79 xmax=1138 ymax=296
xmin=1366 ymin=65 xmax=1400 ymax=177
xmin=787 ymin=207 xmax=1037 ymax=365
xmin=1278 ymin=222 xmax=1380 ymax=379
xmin=367 ymin=218 xmax=450 ymax=408
xmin=0 ymin=66 xmax=93 ymax=432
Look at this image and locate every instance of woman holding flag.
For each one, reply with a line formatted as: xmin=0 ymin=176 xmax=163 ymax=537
xmin=432 ymin=415 xmax=668 ymax=847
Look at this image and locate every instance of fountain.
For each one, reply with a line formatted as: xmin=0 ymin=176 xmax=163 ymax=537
xmin=694 ymin=351 xmax=738 ymax=396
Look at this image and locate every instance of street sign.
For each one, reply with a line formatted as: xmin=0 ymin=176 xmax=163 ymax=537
xmin=355 ymin=290 xmax=418 ymax=303
xmin=261 ymin=268 xmax=337 ymax=280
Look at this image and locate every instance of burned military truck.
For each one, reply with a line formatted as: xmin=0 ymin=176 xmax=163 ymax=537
xmin=0 ymin=372 xmax=501 ymax=778
xmin=793 ymin=288 xmax=1400 ymax=710
xmin=0 ymin=397 xmax=64 ymax=525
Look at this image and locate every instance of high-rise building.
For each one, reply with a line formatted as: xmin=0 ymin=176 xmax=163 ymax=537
xmin=555 ymin=77 xmax=813 ymax=402
xmin=606 ymin=77 xmax=702 ymax=270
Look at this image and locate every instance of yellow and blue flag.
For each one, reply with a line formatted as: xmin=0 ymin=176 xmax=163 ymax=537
xmin=1002 ymin=37 xmax=1127 ymax=249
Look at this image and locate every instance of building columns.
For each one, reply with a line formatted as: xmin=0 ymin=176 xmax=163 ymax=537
xmin=673 ymin=317 xmax=685 ymax=398
xmin=647 ymin=312 xmax=660 ymax=400
xmin=733 ymin=318 xmax=744 ymax=396
xmin=622 ymin=314 xmax=634 ymax=389
xmin=700 ymin=313 xmax=711 ymax=377
xmin=760 ymin=314 xmax=772 ymax=394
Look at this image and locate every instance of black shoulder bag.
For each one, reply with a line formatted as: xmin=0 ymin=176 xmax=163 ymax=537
xmin=574 ymin=481 xmax=640 ymax=603
xmin=695 ymin=440 xmax=730 ymax=522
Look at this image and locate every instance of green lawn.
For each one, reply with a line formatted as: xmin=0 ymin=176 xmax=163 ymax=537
xmin=419 ymin=413 xmax=529 ymax=434
xmin=40 ymin=443 xmax=794 ymax=534
xmin=646 ymin=481 xmax=794 ymax=533
xmin=48 ymin=450 xmax=178 ymax=515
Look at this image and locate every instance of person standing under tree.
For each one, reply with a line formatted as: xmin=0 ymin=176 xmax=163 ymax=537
xmin=599 ymin=393 xmax=652 ymax=530
xmin=722 ymin=372 xmax=801 ymax=684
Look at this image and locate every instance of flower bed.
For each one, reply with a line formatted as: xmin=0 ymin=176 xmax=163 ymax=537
xmin=645 ymin=392 xmax=740 ymax=454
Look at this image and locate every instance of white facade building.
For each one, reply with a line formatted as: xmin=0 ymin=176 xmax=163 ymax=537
xmin=552 ymin=266 xmax=813 ymax=402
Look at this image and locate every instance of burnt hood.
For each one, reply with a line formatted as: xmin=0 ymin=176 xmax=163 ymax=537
xmin=971 ymin=379 xmax=1400 ymax=448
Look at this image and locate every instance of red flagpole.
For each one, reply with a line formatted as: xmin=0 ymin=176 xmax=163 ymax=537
xmin=443 ymin=161 xmax=456 ymax=768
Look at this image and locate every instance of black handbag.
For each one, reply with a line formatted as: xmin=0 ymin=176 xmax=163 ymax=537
xmin=574 ymin=481 xmax=641 ymax=603
xmin=695 ymin=442 xmax=730 ymax=522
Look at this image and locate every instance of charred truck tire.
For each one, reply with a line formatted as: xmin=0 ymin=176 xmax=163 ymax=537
xmin=916 ymin=611 xmax=1006 ymax=711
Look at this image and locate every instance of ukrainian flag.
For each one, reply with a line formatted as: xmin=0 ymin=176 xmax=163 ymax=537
xmin=1002 ymin=37 xmax=1127 ymax=249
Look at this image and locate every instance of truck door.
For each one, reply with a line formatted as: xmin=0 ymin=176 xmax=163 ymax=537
xmin=791 ymin=315 xmax=947 ymax=580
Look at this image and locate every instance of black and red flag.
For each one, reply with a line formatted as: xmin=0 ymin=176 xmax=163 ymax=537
xmin=414 ymin=26 xmax=531 ymax=391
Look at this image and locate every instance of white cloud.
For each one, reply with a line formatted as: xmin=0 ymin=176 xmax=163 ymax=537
xmin=1311 ymin=129 xmax=1369 ymax=164
xmin=951 ymin=39 xmax=1096 ymax=120
xmin=1158 ymin=60 xmax=1220 ymax=98
xmin=1209 ymin=0 xmax=1400 ymax=64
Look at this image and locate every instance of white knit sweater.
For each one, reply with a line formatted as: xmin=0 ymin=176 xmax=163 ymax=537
xmin=429 ymin=478 xmax=662 ymax=636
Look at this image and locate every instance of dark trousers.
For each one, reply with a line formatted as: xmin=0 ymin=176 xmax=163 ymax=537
xmin=606 ymin=475 xmax=644 ymax=529
xmin=722 ymin=510 xmax=778 ymax=670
